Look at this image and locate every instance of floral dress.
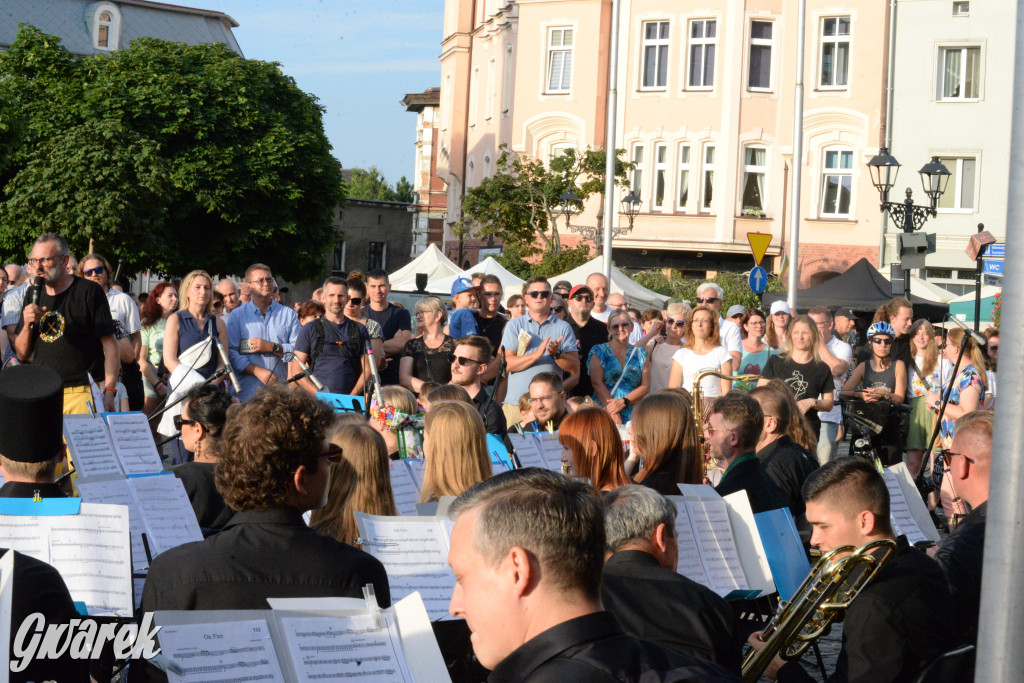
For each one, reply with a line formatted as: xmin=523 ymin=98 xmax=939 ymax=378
xmin=939 ymin=364 xmax=986 ymax=447
xmin=590 ymin=343 xmax=647 ymax=422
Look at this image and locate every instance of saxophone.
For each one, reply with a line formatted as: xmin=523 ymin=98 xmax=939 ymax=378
xmin=692 ymin=369 xmax=762 ymax=478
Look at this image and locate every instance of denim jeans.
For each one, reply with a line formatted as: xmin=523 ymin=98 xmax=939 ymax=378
xmin=817 ymin=421 xmax=841 ymax=466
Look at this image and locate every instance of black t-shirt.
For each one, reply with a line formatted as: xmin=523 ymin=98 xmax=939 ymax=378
xmin=473 ymin=311 xmax=507 ymax=355
xmin=569 ymin=316 xmax=609 ymax=398
xmin=402 ymin=335 xmax=455 ymax=385
xmin=16 ymin=276 xmax=115 ymax=387
xmin=761 ymin=354 xmax=834 ymax=434
xmin=365 ymin=304 xmax=412 ymax=385
xmin=295 ymin=317 xmax=370 ymax=394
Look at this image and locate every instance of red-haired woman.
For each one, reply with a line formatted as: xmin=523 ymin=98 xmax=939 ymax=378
xmin=138 ymin=282 xmax=178 ymax=414
xmin=558 ymin=407 xmax=632 ymax=491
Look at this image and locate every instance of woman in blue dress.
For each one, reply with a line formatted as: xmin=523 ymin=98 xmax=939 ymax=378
xmin=589 ymin=310 xmax=650 ymax=425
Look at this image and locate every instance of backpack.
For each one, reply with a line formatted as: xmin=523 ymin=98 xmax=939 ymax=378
xmin=309 ymin=317 xmax=363 ymax=371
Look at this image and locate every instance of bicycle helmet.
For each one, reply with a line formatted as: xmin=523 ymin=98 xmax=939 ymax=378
xmin=867 ymin=321 xmax=895 ymax=339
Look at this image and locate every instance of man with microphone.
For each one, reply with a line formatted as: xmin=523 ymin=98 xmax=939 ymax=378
xmin=14 ymin=233 xmax=119 ymax=414
xmin=291 ymin=277 xmax=370 ymax=396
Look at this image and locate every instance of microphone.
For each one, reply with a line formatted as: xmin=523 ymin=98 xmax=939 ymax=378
xmin=213 ymin=336 xmax=242 ymax=394
xmin=946 ymin=314 xmax=988 ymax=348
xmin=26 ymin=276 xmax=43 ymax=331
xmin=296 ymin=357 xmax=325 ymax=391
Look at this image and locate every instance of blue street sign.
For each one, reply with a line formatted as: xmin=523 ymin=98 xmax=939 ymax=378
xmin=983 ymin=258 xmax=1003 ymax=276
xmin=985 ymin=243 xmax=1005 ymax=257
xmin=748 ymin=266 xmax=768 ymax=294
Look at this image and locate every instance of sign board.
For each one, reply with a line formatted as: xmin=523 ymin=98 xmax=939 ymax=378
xmin=983 ymin=258 xmax=1004 ymax=276
xmin=748 ymin=266 xmax=768 ymax=294
xmin=746 ymin=233 xmax=772 ymax=266
xmin=984 ymin=243 xmax=1005 ymax=258
xmin=966 ymin=231 xmax=997 ymax=260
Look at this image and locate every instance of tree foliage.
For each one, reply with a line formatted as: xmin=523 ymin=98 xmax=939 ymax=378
xmin=631 ymin=268 xmax=787 ymax=311
xmin=0 ymin=26 xmax=345 ymax=280
xmin=347 ymin=167 xmax=415 ymax=204
xmin=461 ymin=144 xmax=632 ymax=257
xmin=495 ymin=241 xmax=592 ymax=280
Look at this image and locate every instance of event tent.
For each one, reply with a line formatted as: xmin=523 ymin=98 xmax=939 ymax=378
xmin=880 ymin=272 xmax=956 ymax=303
xmin=388 ymin=244 xmax=462 ymax=292
xmin=553 ymin=256 xmax=669 ymax=309
xmin=762 ymin=258 xmax=949 ymax=320
xmin=426 ymin=257 xmax=525 ymax=303
xmin=948 ymin=285 xmax=1000 ymax=326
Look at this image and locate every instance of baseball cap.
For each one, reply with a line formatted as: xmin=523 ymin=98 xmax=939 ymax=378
xmin=553 ymin=280 xmax=573 ymax=293
xmin=770 ymin=301 xmax=791 ymax=316
xmin=726 ymin=304 xmax=747 ymax=318
xmin=834 ymin=308 xmax=857 ymax=320
xmin=450 ymin=277 xmax=479 ymax=297
xmin=569 ymin=284 xmax=594 ymax=299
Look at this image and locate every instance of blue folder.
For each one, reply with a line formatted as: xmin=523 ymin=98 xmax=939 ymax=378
xmin=753 ymin=508 xmax=811 ymax=602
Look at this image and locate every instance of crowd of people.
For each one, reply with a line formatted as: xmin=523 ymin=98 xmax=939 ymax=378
xmin=0 ymin=231 xmax=1001 ymax=682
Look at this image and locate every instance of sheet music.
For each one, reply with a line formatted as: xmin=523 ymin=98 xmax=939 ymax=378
xmin=47 ymin=504 xmax=133 ymax=616
xmin=685 ymin=499 xmax=747 ymax=594
xmin=0 ymin=517 xmax=48 ymax=562
xmin=883 ymin=471 xmax=929 ymax=545
xmin=280 ymin=613 xmax=413 ymax=683
xmin=130 ymin=475 xmax=204 ymax=556
xmin=105 ymin=413 xmax=164 ymax=475
xmin=534 ymin=433 xmax=566 ymax=472
xmin=390 ymin=461 xmax=421 ymax=516
xmin=75 ymin=478 xmax=148 ymax=572
xmin=158 ymin=619 xmax=286 ymax=683
xmin=355 ymin=514 xmax=455 ymax=620
xmin=63 ymin=415 xmax=123 ymax=478
xmin=404 ymin=459 xmax=426 ymax=492
xmin=672 ymin=501 xmax=711 ymax=587
xmin=508 ymin=434 xmax=547 ymax=469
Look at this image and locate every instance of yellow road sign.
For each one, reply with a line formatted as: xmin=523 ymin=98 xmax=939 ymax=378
xmin=747 ymin=232 xmax=772 ymax=266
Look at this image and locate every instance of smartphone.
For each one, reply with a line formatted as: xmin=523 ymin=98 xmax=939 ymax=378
xmin=239 ymin=339 xmax=253 ymax=354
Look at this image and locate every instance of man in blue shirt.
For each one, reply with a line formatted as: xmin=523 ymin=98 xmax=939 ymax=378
xmin=500 ymin=276 xmax=578 ymax=427
xmin=446 ymin=276 xmax=480 ymax=338
xmin=227 ymin=263 xmax=301 ymax=401
xmin=292 ymin=277 xmax=370 ymax=395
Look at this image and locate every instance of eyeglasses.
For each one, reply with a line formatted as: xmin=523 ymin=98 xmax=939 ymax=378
xmin=696 ymin=296 xmax=719 ymax=304
xmin=705 ymin=423 xmax=734 ymax=437
xmin=173 ymin=416 xmax=199 ymax=431
xmin=527 ymin=290 xmax=552 ymax=299
xmin=610 ymin=323 xmax=631 ymax=332
xmin=870 ymin=338 xmax=893 ymax=346
xmin=321 ymin=443 xmax=343 ymax=464
xmin=212 ymin=302 xmax=224 ymax=309
xmin=551 ymin=306 xmax=564 ymax=313
xmin=348 ymin=297 xmax=363 ymax=306
xmin=449 ymin=354 xmax=482 ymax=367
xmin=249 ymin=277 xmax=274 ymax=285
xmin=27 ymin=256 xmax=58 ymax=267
xmin=944 ymin=450 xmax=977 ymax=465
xmin=692 ymin=318 xmax=713 ymax=326
xmin=83 ymin=266 xmax=105 ymax=276
xmin=527 ymin=393 xmax=557 ymax=404
xmin=481 ymin=291 xmax=503 ymax=298
xmin=989 ymin=345 xmax=999 ymax=352
xmin=572 ymin=294 xmax=594 ymax=303
xmin=665 ymin=318 xmax=686 ymax=327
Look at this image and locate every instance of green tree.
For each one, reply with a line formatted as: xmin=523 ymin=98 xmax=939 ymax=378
xmin=631 ymin=268 xmax=786 ymax=311
xmin=393 ymin=176 xmax=415 ymax=204
xmin=0 ymin=26 xmax=345 ymax=280
xmin=348 ymin=166 xmax=397 ymax=201
xmin=460 ymin=144 xmax=632 ymax=258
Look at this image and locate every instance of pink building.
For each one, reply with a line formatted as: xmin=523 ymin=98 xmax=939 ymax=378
xmin=439 ymin=0 xmax=892 ymax=285
xmin=401 ymin=87 xmax=448 ymax=255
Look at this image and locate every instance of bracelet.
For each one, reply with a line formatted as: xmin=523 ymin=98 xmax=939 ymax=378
xmin=103 ymin=386 xmax=117 ymax=394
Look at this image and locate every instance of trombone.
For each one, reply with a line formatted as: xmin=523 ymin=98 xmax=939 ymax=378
xmin=691 ymin=369 xmax=761 ymax=478
xmin=741 ymin=538 xmax=897 ymax=682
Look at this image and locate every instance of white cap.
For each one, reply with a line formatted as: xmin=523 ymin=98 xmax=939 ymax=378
xmin=770 ymin=301 xmax=791 ymax=316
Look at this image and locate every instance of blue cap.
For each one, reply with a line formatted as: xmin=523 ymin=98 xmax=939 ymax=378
xmin=451 ymin=277 xmax=479 ymax=297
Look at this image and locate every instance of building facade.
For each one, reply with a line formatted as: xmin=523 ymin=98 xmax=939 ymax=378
xmin=889 ymin=0 xmax=1009 ymax=296
xmin=439 ymin=0 xmax=895 ymax=285
xmin=401 ymin=87 xmax=449 ymax=256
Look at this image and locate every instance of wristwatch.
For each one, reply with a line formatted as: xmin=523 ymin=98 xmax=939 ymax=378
xmin=552 ymin=348 xmax=562 ymax=360
xmin=272 ymin=343 xmax=282 ymax=355
xmin=622 ymin=397 xmax=631 ymax=408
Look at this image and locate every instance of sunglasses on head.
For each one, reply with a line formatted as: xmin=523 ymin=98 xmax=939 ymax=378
xmin=572 ymin=294 xmax=594 ymax=303
xmin=696 ymin=296 xmax=719 ymax=304
xmin=527 ymin=290 xmax=552 ymax=299
xmin=83 ymin=266 xmax=105 ymax=276
xmin=173 ymin=415 xmax=199 ymax=431
xmin=449 ymin=353 xmax=482 ymax=367
xmin=321 ymin=443 xmax=343 ymax=463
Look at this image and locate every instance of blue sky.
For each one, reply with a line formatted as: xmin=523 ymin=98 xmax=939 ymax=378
xmin=173 ymin=0 xmax=445 ymax=186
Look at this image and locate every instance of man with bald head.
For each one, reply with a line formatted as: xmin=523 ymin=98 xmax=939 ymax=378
xmin=216 ymin=278 xmax=240 ymax=316
xmin=934 ymin=410 xmax=992 ymax=646
xmin=586 ymin=272 xmax=611 ymax=322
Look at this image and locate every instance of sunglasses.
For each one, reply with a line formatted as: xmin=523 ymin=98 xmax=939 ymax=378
xmin=989 ymin=345 xmax=999 ymax=352
xmin=213 ymin=302 xmax=224 ymax=309
xmin=348 ymin=297 xmax=363 ymax=306
xmin=943 ymin=450 xmax=977 ymax=465
xmin=83 ymin=266 xmax=105 ymax=276
xmin=572 ymin=294 xmax=594 ymax=303
xmin=449 ymin=354 xmax=482 ymax=367
xmin=696 ymin=296 xmax=719 ymax=304
xmin=527 ymin=290 xmax=552 ymax=299
xmin=870 ymin=338 xmax=893 ymax=346
xmin=551 ymin=306 xmax=564 ymax=313
xmin=665 ymin=318 xmax=686 ymax=326
xmin=321 ymin=443 xmax=343 ymax=463
xmin=610 ymin=323 xmax=631 ymax=332
xmin=173 ymin=415 xmax=199 ymax=431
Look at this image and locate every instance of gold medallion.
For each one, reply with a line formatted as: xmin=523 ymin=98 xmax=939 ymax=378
xmin=39 ymin=310 xmax=65 ymax=343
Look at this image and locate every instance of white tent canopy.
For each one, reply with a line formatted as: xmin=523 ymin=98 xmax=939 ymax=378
xmin=389 ymin=244 xmax=462 ymax=292
xmin=426 ymin=257 xmax=525 ymax=302
xmin=879 ymin=272 xmax=957 ymax=303
xmin=554 ymin=256 xmax=668 ymax=309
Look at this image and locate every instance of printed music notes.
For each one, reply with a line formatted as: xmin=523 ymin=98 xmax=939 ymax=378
xmin=389 ymin=460 xmax=421 ymax=517
xmin=672 ymin=498 xmax=749 ymax=595
xmin=158 ymin=619 xmax=286 ymax=683
xmin=64 ymin=412 xmax=164 ymax=478
xmin=280 ymin=614 xmax=413 ymax=683
xmin=105 ymin=413 xmax=165 ymax=475
xmin=883 ymin=469 xmax=931 ymax=545
xmin=508 ymin=432 xmax=564 ymax=472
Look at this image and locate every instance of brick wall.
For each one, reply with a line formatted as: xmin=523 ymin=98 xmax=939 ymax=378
xmin=797 ymin=244 xmax=878 ymax=287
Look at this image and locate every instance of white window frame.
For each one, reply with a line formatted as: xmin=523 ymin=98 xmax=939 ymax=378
xmin=741 ymin=146 xmax=768 ymax=214
xmin=953 ymin=1 xmax=970 ymax=17
xmin=748 ymin=21 xmax=774 ymax=92
xmin=701 ymin=144 xmax=716 ymax=213
xmin=653 ymin=143 xmax=669 ymax=211
xmin=92 ymin=2 xmax=122 ymax=52
xmin=938 ymin=45 xmax=982 ymax=101
xmin=631 ymin=144 xmax=645 ymax=202
xmin=676 ymin=143 xmax=691 ymax=212
xmin=819 ymin=147 xmax=854 ymax=218
xmin=819 ymin=17 xmax=851 ymax=89
xmin=640 ymin=21 xmax=671 ymax=90
xmin=688 ymin=19 xmax=717 ymax=90
xmin=936 ymin=156 xmax=978 ymax=213
xmin=546 ymin=27 xmax=574 ymax=94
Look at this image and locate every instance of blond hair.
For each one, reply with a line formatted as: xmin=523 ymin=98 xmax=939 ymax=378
xmin=309 ymin=424 xmax=397 ymax=547
xmin=420 ymin=401 xmax=492 ymax=502
xmin=178 ymin=269 xmax=214 ymax=316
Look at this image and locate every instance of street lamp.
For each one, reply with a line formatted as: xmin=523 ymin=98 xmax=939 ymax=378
xmin=558 ymin=189 xmax=581 ymax=228
xmin=620 ymin=190 xmax=642 ymax=230
xmin=561 ymin=190 xmax=640 ymax=251
xmin=866 ymin=148 xmax=950 ymax=296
